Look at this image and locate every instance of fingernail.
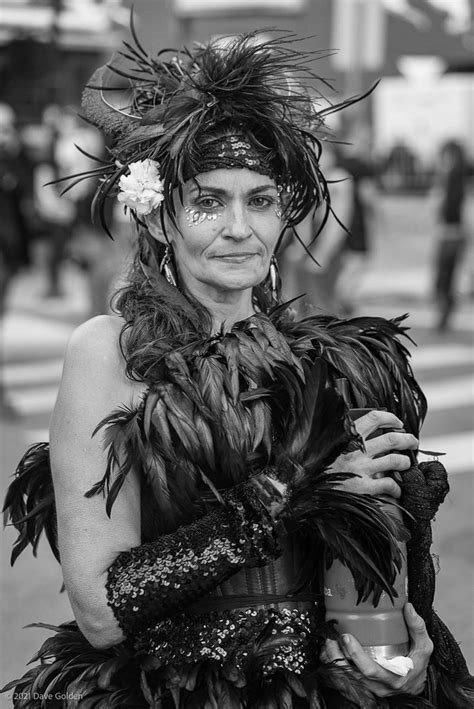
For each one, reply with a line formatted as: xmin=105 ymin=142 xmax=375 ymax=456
xmin=406 ymin=602 xmax=415 ymax=615
xmin=341 ymin=634 xmax=352 ymax=646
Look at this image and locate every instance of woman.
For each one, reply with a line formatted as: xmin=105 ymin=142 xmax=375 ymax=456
xmin=430 ymin=140 xmax=469 ymax=331
xmin=3 ymin=30 xmax=473 ymax=708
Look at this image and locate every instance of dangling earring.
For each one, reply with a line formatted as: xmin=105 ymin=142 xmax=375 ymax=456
xmin=269 ymin=255 xmax=280 ymax=301
xmin=160 ymin=244 xmax=177 ymax=287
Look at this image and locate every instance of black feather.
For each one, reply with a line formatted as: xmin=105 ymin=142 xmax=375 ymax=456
xmin=76 ymin=26 xmax=363 ymax=236
xmin=3 ymin=443 xmax=59 ymax=564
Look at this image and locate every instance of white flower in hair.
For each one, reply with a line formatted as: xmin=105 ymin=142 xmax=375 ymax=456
xmin=117 ymin=159 xmax=164 ymax=216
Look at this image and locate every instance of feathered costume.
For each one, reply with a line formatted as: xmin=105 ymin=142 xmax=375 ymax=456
xmin=4 ymin=311 xmax=473 ymax=708
xmin=3 ymin=24 xmax=473 ymax=709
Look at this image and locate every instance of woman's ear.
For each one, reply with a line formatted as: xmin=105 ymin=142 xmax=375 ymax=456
xmin=144 ymin=212 xmax=167 ymax=244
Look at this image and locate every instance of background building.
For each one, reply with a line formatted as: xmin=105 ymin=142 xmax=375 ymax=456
xmin=0 ymin=0 xmax=129 ymax=123
xmin=1 ymin=0 xmax=472 ymax=170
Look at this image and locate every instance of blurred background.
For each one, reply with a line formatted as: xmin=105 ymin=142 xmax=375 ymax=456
xmin=1 ymin=0 xmax=473 ymax=701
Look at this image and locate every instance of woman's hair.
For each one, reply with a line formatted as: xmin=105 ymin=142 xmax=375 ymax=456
xmin=76 ymin=30 xmax=366 ymax=236
xmin=68 ymin=25 xmax=366 ymax=380
xmin=113 ymin=229 xmax=279 ymax=383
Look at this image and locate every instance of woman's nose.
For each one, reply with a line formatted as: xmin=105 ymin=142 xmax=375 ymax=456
xmin=224 ymin=205 xmax=252 ymax=240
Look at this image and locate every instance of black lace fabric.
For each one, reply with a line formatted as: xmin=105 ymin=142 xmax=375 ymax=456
xmin=106 ymin=481 xmax=280 ymax=638
xmin=402 ymin=460 xmax=474 ymax=707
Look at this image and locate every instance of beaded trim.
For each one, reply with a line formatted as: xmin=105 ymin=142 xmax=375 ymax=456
xmin=136 ymin=605 xmax=320 ymax=678
xmin=184 ymin=133 xmax=275 ymax=180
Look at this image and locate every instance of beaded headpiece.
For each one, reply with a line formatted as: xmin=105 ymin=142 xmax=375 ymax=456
xmin=64 ymin=18 xmax=363 ymax=239
xmin=183 ymin=133 xmax=275 ymax=181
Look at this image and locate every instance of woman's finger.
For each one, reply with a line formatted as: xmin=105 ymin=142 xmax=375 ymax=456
xmin=405 ymin=604 xmax=434 ymax=658
xmin=353 ymin=410 xmax=404 ymax=438
xmin=367 ymin=476 xmax=402 ymax=499
xmin=331 ymin=470 xmax=402 ymax=498
xmin=321 ymin=638 xmax=350 ymax=665
xmin=340 ymin=634 xmax=403 ymax=687
xmin=365 ymin=431 xmax=418 ymax=456
xmin=370 ymin=452 xmax=413 ymax=473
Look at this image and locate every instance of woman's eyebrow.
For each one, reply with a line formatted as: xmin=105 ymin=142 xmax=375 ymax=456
xmin=247 ymin=184 xmax=278 ymax=195
xmin=189 ymin=184 xmax=277 ymax=196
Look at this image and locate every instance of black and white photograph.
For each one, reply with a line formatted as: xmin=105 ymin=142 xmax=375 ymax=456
xmin=1 ymin=1 xmax=473 ymax=706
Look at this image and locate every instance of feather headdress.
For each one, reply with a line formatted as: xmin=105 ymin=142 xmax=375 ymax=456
xmin=66 ymin=18 xmax=365 ymax=237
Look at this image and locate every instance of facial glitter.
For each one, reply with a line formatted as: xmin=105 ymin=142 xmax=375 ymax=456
xmin=185 ymin=207 xmax=221 ymax=226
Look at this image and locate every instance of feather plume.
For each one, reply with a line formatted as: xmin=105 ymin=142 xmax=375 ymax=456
xmin=87 ymin=403 xmax=145 ymax=516
xmin=1 ymin=622 xmax=143 ymax=708
xmin=270 ymin=358 xmax=406 ymax=602
xmin=3 ymin=443 xmax=59 ymax=564
xmin=280 ymin=313 xmax=426 ymax=438
xmin=66 ymin=25 xmax=364 ymax=236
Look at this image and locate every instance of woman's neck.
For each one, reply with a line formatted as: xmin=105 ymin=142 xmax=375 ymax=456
xmin=186 ymin=285 xmax=255 ymax=332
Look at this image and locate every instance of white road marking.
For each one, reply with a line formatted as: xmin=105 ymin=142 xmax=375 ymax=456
xmin=2 ymin=359 xmax=64 ymax=387
xmin=419 ymin=432 xmax=473 ymax=475
xmin=1 ymin=313 xmax=73 ymax=361
xmin=423 ymin=375 xmax=474 ymax=411
xmin=359 ymin=302 xmax=473 ymax=333
xmin=11 ymin=387 xmax=58 ymax=416
xmin=410 ymin=344 xmax=473 ymax=370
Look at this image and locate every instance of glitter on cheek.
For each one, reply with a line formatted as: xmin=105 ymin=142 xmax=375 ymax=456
xmin=275 ymin=198 xmax=283 ymax=219
xmin=184 ymin=207 xmax=222 ymax=227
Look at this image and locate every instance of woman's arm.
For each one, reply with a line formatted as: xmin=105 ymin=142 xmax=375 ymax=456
xmin=50 ymin=316 xmax=280 ymax=648
xmin=50 ymin=315 xmax=143 ymax=648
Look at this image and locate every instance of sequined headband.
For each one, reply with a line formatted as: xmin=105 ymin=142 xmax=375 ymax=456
xmin=183 ymin=133 xmax=276 ymax=181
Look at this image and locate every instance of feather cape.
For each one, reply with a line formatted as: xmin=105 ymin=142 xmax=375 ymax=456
xmin=4 ymin=311 xmax=474 ymax=708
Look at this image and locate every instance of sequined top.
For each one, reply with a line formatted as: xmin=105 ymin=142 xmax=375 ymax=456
xmin=136 ymin=538 xmax=322 ymax=677
xmin=109 ymin=473 xmax=321 ymax=676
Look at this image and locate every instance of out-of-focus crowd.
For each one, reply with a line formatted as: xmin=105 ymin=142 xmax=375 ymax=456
xmin=0 ymin=101 xmax=132 ymax=322
xmin=1 ymin=100 xmax=471 ymax=331
xmin=282 ymin=121 xmax=472 ymax=332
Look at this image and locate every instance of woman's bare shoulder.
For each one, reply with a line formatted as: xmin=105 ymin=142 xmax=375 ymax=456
xmin=60 ymin=314 xmax=145 ymax=404
xmin=68 ymin=313 xmax=123 ymax=351
xmin=65 ymin=314 xmax=126 ymax=369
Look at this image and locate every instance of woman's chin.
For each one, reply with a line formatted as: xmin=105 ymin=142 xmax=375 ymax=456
xmin=201 ymin=267 xmax=267 ymax=294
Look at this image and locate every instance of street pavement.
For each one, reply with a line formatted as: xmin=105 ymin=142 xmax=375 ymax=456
xmin=0 ymin=194 xmax=473 ymax=702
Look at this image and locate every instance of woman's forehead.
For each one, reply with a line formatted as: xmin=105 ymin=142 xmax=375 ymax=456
xmin=185 ymin=168 xmax=278 ymax=194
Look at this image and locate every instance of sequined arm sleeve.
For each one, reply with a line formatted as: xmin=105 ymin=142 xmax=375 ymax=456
xmin=106 ymin=480 xmax=281 ymax=638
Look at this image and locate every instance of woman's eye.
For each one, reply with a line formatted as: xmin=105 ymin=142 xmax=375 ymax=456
xmin=197 ymin=197 xmax=220 ymax=210
xmin=250 ymin=196 xmax=274 ymax=209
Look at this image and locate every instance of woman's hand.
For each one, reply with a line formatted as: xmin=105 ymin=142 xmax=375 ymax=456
xmin=321 ymin=603 xmax=433 ymax=697
xmin=329 ymin=410 xmax=418 ymax=499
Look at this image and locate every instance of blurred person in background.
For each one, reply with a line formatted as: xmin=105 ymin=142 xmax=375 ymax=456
xmin=382 ymin=141 xmax=418 ymax=192
xmin=34 ymin=105 xmax=78 ymax=298
xmin=0 ymin=103 xmax=35 ymax=313
xmin=282 ymin=140 xmax=352 ymax=315
xmin=58 ymin=108 xmax=120 ymax=316
xmin=35 ymin=105 xmax=120 ymax=315
xmin=429 ymin=139 xmax=469 ymax=331
xmin=0 ymin=102 xmax=35 ymax=417
xmin=336 ymin=122 xmax=378 ymax=317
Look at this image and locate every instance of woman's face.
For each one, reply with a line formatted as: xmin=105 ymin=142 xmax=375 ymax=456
xmin=153 ymin=168 xmax=283 ymax=301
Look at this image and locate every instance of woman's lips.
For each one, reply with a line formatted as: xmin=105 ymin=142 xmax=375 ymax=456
xmin=212 ymin=253 xmax=259 ymax=263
